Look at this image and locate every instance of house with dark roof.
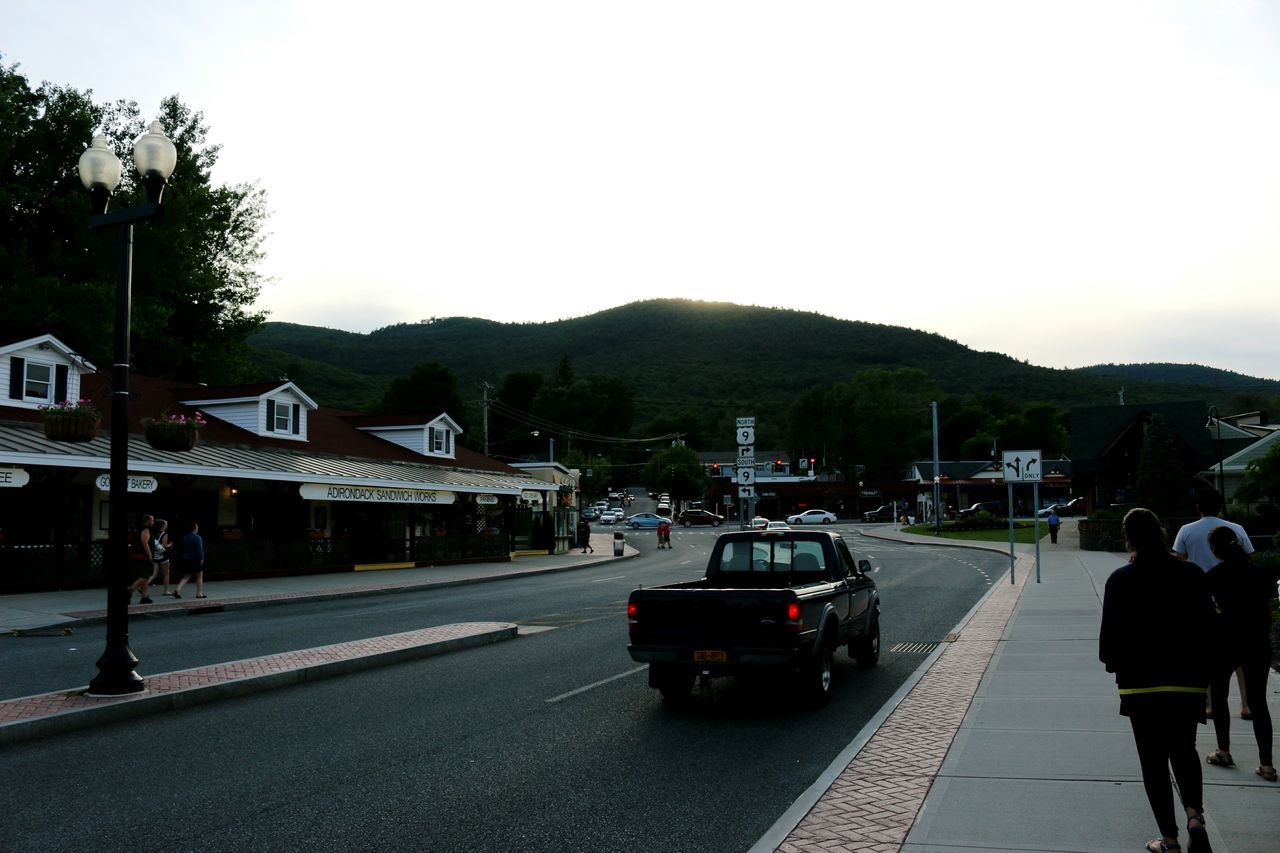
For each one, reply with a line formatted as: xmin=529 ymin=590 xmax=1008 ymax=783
xmin=0 ymin=334 xmax=570 ymax=592
xmin=1069 ymin=401 xmax=1251 ymax=509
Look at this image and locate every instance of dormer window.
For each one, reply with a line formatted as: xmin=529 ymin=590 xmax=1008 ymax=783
xmin=266 ymin=398 xmax=302 ymax=436
xmin=7 ymin=353 xmax=71 ymax=407
xmin=429 ymin=426 xmax=452 ymax=455
xmin=24 ymin=362 xmax=53 ymax=402
xmin=274 ymin=403 xmax=293 ymax=433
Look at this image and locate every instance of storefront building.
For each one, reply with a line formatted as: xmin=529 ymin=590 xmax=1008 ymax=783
xmin=0 ymin=334 xmax=564 ymax=592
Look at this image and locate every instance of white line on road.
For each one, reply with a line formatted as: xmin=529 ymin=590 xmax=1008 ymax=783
xmin=589 ymin=575 xmax=626 ymax=583
xmin=546 ymin=665 xmax=648 ymax=703
xmin=680 ymin=560 xmax=692 ymax=565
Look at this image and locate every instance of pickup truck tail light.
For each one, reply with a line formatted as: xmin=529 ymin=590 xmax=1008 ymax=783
xmin=785 ymin=601 xmax=803 ymax=632
xmin=627 ymin=602 xmax=638 ymax=626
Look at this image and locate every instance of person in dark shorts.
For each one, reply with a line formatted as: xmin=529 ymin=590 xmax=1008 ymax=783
xmin=1203 ymin=524 xmax=1277 ymax=783
xmin=128 ymin=513 xmax=155 ymax=604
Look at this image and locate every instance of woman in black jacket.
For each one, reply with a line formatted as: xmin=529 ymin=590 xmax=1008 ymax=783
xmin=1100 ymin=508 xmax=1214 ymax=853
xmin=1203 ymin=524 xmax=1276 ymax=782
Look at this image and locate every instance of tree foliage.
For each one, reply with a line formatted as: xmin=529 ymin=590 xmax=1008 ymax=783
xmin=641 ymin=445 xmax=708 ymax=501
xmin=1237 ymin=442 xmax=1280 ymax=508
xmin=1135 ymin=414 xmax=1192 ymax=516
xmin=0 ymin=58 xmax=268 ymax=383
xmin=380 ymin=361 xmax=466 ymax=423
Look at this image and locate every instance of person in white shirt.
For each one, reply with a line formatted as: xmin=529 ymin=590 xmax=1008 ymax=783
xmin=1173 ymin=487 xmax=1256 ymax=721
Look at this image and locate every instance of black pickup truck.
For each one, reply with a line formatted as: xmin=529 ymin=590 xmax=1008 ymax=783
xmin=626 ymin=529 xmax=880 ymax=705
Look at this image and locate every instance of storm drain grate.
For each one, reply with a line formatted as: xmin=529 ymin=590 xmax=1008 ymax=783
xmin=889 ymin=642 xmax=939 ymax=654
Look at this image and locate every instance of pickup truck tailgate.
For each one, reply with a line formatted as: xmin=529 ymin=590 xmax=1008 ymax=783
xmin=629 ymin=588 xmax=794 ymax=647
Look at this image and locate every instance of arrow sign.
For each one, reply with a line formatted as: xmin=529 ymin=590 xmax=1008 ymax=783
xmin=1001 ymin=450 xmax=1042 ymax=482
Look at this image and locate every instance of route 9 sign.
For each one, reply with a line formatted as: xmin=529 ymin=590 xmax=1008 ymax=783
xmin=737 ymin=467 xmax=756 ymax=486
xmin=737 ymin=426 xmax=755 ymax=445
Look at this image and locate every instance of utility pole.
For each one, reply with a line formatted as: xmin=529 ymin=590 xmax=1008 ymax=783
xmin=481 ymin=381 xmax=492 ymax=456
xmin=931 ymin=401 xmax=941 ymax=534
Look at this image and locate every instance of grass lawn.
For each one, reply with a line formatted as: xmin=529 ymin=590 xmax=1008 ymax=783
xmin=900 ymin=523 xmax=1051 ymax=545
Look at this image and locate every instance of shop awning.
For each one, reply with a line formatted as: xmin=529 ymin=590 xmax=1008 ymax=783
xmin=0 ymin=423 xmax=558 ymax=496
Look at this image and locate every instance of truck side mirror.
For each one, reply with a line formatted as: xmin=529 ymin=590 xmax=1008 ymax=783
xmin=858 ymin=560 xmax=872 ymax=575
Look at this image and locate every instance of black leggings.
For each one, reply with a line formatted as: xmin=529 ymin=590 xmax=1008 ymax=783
xmin=1130 ymin=713 xmax=1203 ymax=840
xmin=1210 ymin=657 xmax=1273 ymax=766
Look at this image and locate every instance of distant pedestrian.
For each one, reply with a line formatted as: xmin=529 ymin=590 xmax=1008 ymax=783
xmin=1203 ymin=525 xmax=1276 ymax=783
xmin=1047 ymin=510 xmax=1061 ymax=544
xmin=657 ymin=518 xmax=671 ymax=549
xmin=1174 ymin=487 xmax=1255 ymax=719
xmin=146 ymin=517 xmax=172 ymax=594
xmin=1099 ymin=508 xmax=1214 ymax=853
xmin=578 ymin=517 xmax=593 ymax=554
xmin=128 ymin=513 xmax=155 ymax=604
xmin=171 ymin=520 xmax=206 ymax=598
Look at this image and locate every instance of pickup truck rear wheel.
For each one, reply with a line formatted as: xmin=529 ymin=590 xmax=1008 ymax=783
xmin=851 ymin=613 xmax=881 ymax=668
xmin=801 ymin=646 xmax=834 ymax=706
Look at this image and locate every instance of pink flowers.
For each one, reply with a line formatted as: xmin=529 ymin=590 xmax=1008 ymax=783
xmin=142 ymin=410 xmax=207 ymax=430
xmin=39 ymin=399 xmax=100 ymax=419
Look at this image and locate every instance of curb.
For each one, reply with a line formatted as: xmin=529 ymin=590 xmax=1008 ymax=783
xmin=0 ymin=622 xmax=517 ymax=747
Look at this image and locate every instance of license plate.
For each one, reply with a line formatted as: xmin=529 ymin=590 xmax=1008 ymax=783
xmin=693 ymin=649 xmax=727 ymax=663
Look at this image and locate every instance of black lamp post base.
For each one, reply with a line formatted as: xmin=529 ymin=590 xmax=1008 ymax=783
xmin=88 ymin=643 xmax=145 ymax=697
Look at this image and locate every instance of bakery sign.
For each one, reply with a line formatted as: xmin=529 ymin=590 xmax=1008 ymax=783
xmin=0 ymin=468 xmax=30 ymax=488
xmin=299 ymin=484 xmax=456 ymax=505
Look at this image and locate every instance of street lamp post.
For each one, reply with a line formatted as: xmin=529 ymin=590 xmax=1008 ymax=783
xmin=79 ymin=122 xmax=177 ymax=696
xmin=1206 ymin=405 xmax=1224 ymax=496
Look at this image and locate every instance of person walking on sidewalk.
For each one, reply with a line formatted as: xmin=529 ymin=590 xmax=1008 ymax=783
xmin=1173 ymin=487 xmax=1256 ymax=720
xmin=1047 ymin=509 xmax=1061 ymax=544
xmin=127 ymin=513 xmax=155 ymax=604
xmin=146 ymin=517 xmax=172 ymax=594
xmin=578 ymin=517 xmax=593 ymax=554
xmin=171 ymin=520 xmax=207 ymax=599
xmin=1100 ymin=508 xmax=1215 ymax=853
xmin=1203 ymin=524 xmax=1277 ymax=783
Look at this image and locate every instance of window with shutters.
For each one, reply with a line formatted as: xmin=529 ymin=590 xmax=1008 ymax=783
xmin=24 ymin=362 xmax=53 ymax=403
xmin=274 ymin=401 xmax=293 ymax=433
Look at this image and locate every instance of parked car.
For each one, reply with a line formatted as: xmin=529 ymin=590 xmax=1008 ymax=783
xmin=751 ymin=516 xmax=769 ymax=530
xmin=1037 ymin=498 xmax=1086 ymax=518
xmin=580 ymin=507 xmax=597 ymax=521
xmin=765 ymin=520 xmax=791 ymax=531
xmin=862 ymin=505 xmax=896 ymax=522
xmin=957 ymin=501 xmax=1005 ymax=519
xmin=678 ymin=509 xmax=725 ymax=527
xmin=786 ymin=509 xmax=837 ymax=525
xmin=624 ymin=512 xmax=667 ymax=529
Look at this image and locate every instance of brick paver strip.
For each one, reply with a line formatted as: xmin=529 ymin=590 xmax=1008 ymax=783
xmin=0 ymin=621 xmax=516 ymax=746
xmin=776 ymin=554 xmax=1034 ymax=852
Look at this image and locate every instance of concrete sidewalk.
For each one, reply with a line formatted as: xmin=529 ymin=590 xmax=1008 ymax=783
xmin=0 ymin=532 xmax=635 ymax=634
xmin=766 ymin=521 xmax=1279 ymax=853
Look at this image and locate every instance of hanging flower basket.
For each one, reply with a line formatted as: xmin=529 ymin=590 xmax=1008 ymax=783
xmin=142 ymin=410 xmax=206 ymax=452
xmin=40 ymin=400 xmax=101 ymax=443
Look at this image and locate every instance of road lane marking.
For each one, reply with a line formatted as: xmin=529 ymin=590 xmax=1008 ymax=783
xmin=545 ymin=665 xmax=648 ymax=703
xmin=680 ymin=560 xmax=692 ymax=565
xmin=590 ymin=575 xmax=626 ymax=583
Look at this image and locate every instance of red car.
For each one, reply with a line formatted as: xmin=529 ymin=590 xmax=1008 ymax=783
xmin=678 ymin=509 xmax=725 ymax=527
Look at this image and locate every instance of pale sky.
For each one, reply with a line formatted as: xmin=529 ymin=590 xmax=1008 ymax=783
xmin=6 ymin=1 xmax=1280 ymax=380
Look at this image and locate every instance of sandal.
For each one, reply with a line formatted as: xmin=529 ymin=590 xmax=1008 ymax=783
xmin=1146 ymin=840 xmax=1181 ymax=852
xmin=1257 ymin=766 xmax=1278 ymax=782
xmin=195 ymin=593 xmax=207 ymax=598
xmin=1186 ymin=813 xmax=1210 ymax=853
xmin=1205 ymin=750 xmax=1234 ymax=767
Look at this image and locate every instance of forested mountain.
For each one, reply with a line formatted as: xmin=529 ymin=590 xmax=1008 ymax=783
xmin=246 ymin=299 xmax=1280 ymax=431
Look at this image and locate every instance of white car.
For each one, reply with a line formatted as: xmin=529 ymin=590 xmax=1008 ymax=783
xmin=765 ymin=520 xmax=791 ymax=531
xmin=786 ymin=509 xmax=837 ymax=525
xmin=598 ymin=510 xmax=620 ymax=525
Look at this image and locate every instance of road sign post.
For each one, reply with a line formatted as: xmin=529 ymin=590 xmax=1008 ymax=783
xmin=736 ymin=416 xmax=755 ymax=528
xmin=1002 ymin=450 xmax=1044 ymax=584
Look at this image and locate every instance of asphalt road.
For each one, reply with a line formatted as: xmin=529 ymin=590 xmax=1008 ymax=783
xmin=1 ymin=528 xmax=1008 ymax=852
